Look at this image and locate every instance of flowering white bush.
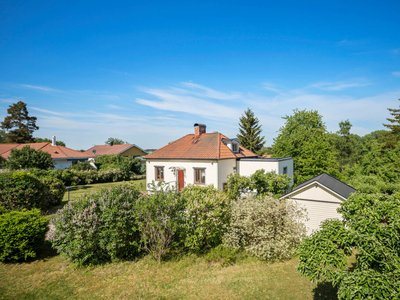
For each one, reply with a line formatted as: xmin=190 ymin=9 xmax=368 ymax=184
xmin=224 ymin=195 xmax=307 ymax=260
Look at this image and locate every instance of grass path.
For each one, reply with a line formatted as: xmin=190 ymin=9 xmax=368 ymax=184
xmin=0 ymin=252 xmax=337 ymax=300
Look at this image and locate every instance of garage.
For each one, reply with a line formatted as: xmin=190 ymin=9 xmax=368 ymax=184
xmin=280 ymin=172 xmax=357 ymax=235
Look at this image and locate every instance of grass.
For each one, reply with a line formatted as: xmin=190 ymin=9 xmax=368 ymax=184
xmin=0 ymin=249 xmax=337 ymax=300
xmin=47 ymin=179 xmax=147 ymax=215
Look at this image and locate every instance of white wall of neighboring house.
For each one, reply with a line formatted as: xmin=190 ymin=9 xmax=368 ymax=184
xmin=287 ymin=184 xmax=344 ymax=235
xmin=146 ymin=159 xmax=219 ymax=190
xmin=217 ymin=159 xmax=236 ymax=190
xmin=53 ymin=159 xmax=72 ymax=170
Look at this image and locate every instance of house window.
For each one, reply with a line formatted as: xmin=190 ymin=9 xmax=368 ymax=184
xmin=155 ymin=166 xmax=164 ymax=181
xmin=194 ymin=168 xmax=205 ymax=184
xmin=232 ymin=142 xmax=239 ymax=152
xmin=283 ymin=167 xmax=288 ymax=175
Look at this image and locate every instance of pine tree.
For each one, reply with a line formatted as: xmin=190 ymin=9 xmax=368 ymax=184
xmin=382 ymin=99 xmax=400 ymax=148
xmin=237 ymin=108 xmax=265 ymax=153
xmin=1 ymin=101 xmax=39 ymax=143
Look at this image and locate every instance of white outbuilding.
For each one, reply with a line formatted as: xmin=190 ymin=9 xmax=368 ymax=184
xmin=280 ymin=172 xmax=357 ymax=235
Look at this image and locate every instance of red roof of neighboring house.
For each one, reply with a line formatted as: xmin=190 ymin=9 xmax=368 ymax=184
xmin=0 ymin=143 xmax=94 ymax=160
xmin=84 ymin=144 xmax=147 ymax=157
xmin=144 ymin=132 xmax=257 ymax=160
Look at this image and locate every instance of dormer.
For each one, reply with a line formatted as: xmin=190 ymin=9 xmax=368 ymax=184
xmin=222 ymin=138 xmax=240 ymax=153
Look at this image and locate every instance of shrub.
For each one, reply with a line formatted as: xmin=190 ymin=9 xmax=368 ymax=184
xmin=226 ymin=170 xmax=291 ymax=200
xmin=179 ymin=185 xmax=231 ymax=251
xmin=50 ymin=184 xmax=141 ymax=265
xmin=0 ymin=205 xmax=9 ymax=215
xmin=297 ymin=192 xmax=400 ymax=299
xmin=0 ymin=171 xmax=49 ymax=211
xmin=224 ymin=195 xmax=307 ymax=260
xmin=136 ymin=186 xmax=184 ymax=263
xmin=40 ymin=177 xmax=66 ymax=206
xmin=0 ymin=209 xmax=49 ymax=262
xmin=5 ymin=145 xmax=54 ymax=170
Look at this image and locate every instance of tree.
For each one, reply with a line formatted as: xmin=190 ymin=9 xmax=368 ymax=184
xmin=105 ymin=137 xmax=127 ymax=145
xmin=331 ymin=120 xmax=363 ymax=168
xmin=1 ymin=101 xmax=39 ymax=143
xmin=34 ymin=137 xmax=66 ymax=147
xmin=5 ymin=146 xmax=54 ymax=170
xmin=381 ymin=99 xmax=400 ymax=148
xmin=237 ymin=108 xmax=265 ymax=153
xmin=272 ymin=109 xmax=340 ymax=185
xmin=0 ymin=129 xmax=6 ymax=143
xmin=297 ymin=192 xmax=400 ymax=299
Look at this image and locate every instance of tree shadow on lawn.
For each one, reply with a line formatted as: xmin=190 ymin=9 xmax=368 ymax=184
xmin=313 ymin=281 xmax=338 ymax=300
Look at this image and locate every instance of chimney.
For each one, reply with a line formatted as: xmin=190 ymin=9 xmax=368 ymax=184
xmin=194 ymin=123 xmax=206 ymax=136
xmin=110 ymin=141 xmax=114 ymax=146
xmin=52 ymin=136 xmax=56 ymax=146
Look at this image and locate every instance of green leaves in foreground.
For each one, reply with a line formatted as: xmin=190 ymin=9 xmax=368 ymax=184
xmin=297 ymin=193 xmax=400 ymax=299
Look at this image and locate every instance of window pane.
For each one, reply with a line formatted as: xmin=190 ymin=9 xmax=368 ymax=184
xmin=201 ymin=169 xmax=205 ymax=183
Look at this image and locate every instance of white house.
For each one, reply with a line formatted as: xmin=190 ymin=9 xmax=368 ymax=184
xmin=144 ymin=123 xmax=293 ymax=191
xmin=280 ymin=172 xmax=357 ymax=235
xmin=0 ymin=136 xmax=94 ymax=170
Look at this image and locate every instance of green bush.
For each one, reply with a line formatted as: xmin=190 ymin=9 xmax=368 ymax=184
xmin=50 ymin=184 xmax=141 ymax=265
xmin=0 ymin=171 xmax=49 ymax=211
xmin=0 ymin=205 xmax=9 ymax=215
xmin=40 ymin=177 xmax=66 ymax=206
xmin=5 ymin=145 xmax=54 ymax=170
xmin=136 ymin=184 xmax=184 ymax=263
xmin=179 ymin=185 xmax=231 ymax=251
xmin=0 ymin=209 xmax=49 ymax=262
xmin=226 ymin=170 xmax=291 ymax=200
xmin=297 ymin=192 xmax=400 ymax=299
xmin=224 ymin=195 xmax=307 ymax=260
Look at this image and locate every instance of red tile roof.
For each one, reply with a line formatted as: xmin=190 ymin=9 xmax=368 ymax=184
xmin=0 ymin=143 xmax=94 ymax=160
xmin=84 ymin=144 xmax=147 ymax=157
xmin=144 ymin=133 xmax=257 ymax=160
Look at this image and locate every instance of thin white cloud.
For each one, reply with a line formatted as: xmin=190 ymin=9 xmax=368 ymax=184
xmin=20 ymin=84 xmax=61 ymax=92
xmin=309 ymin=81 xmax=370 ymax=91
xmin=180 ymin=82 xmax=241 ymax=100
xmin=31 ymin=107 xmax=65 ymax=116
xmin=107 ymin=104 xmax=123 ymax=110
xmin=392 ymin=72 xmax=400 ymax=77
xmin=262 ymin=82 xmax=281 ymax=93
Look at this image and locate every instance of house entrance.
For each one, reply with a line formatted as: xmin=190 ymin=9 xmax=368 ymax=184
xmin=177 ymin=170 xmax=184 ymax=191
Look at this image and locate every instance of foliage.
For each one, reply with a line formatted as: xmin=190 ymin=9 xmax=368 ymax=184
xmin=330 ymin=120 xmax=363 ymax=168
xmin=0 ymin=209 xmax=49 ymax=262
xmin=105 ymin=137 xmax=127 ymax=145
xmin=0 ymin=101 xmax=39 ymax=143
xmin=345 ymin=173 xmax=400 ymax=195
xmin=226 ymin=170 xmax=291 ymax=199
xmin=381 ymin=98 xmax=400 ymax=148
xmin=0 ymin=205 xmax=9 ymax=215
xmin=205 ymin=245 xmax=239 ymax=266
xmin=136 ymin=184 xmax=184 ymax=263
xmin=297 ymin=192 xmax=400 ymax=299
xmin=70 ymin=161 xmax=96 ymax=171
xmin=34 ymin=137 xmax=66 ymax=147
xmin=5 ymin=145 xmax=54 ymax=170
xmin=0 ymin=129 xmax=5 ymax=143
xmin=40 ymin=176 xmax=66 ymax=206
xmin=225 ymin=195 xmax=307 ymax=260
xmin=178 ymin=185 xmax=231 ymax=251
xmin=50 ymin=184 xmax=141 ymax=265
xmin=237 ymin=108 xmax=265 ymax=153
xmin=272 ymin=109 xmax=340 ymax=185
xmin=0 ymin=171 xmax=50 ymax=211
xmin=95 ymin=154 xmax=142 ymax=175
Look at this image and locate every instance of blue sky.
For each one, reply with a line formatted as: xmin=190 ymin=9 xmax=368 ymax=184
xmin=0 ymin=0 xmax=399 ymax=150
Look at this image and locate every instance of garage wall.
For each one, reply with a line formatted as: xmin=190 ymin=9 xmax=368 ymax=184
xmin=238 ymin=160 xmax=279 ymax=177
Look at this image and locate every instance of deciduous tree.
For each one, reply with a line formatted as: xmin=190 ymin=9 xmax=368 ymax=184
xmin=1 ymin=101 xmax=39 ymax=143
xmin=5 ymin=146 xmax=54 ymax=170
xmin=105 ymin=137 xmax=127 ymax=145
xmin=34 ymin=137 xmax=66 ymax=147
xmin=237 ymin=108 xmax=265 ymax=153
xmin=272 ymin=109 xmax=340 ymax=184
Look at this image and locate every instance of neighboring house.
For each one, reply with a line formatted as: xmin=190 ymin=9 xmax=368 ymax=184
xmin=144 ymin=123 xmax=293 ymax=191
xmin=85 ymin=143 xmax=148 ymax=158
xmin=0 ymin=137 xmax=94 ymax=169
xmin=280 ymin=172 xmax=357 ymax=235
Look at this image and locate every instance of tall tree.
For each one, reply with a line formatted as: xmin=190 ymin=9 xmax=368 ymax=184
xmin=272 ymin=109 xmax=340 ymax=185
xmin=1 ymin=101 xmax=39 ymax=143
xmin=105 ymin=137 xmax=128 ymax=145
xmin=5 ymin=146 xmax=54 ymax=170
xmin=237 ymin=108 xmax=265 ymax=153
xmin=332 ymin=119 xmax=362 ymax=168
xmin=381 ymin=98 xmax=400 ymax=148
xmin=0 ymin=129 xmax=6 ymax=143
xmin=34 ymin=137 xmax=66 ymax=147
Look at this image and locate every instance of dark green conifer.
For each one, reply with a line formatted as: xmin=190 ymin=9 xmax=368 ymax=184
xmin=237 ymin=108 xmax=265 ymax=153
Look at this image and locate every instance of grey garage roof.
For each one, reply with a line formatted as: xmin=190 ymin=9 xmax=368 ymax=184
xmin=288 ymin=172 xmax=357 ymax=199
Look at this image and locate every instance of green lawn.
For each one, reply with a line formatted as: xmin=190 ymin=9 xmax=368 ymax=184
xmin=0 ymin=251 xmax=337 ymax=300
xmin=47 ymin=179 xmax=147 ymax=215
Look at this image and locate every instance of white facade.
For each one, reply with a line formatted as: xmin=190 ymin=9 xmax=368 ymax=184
xmin=53 ymin=159 xmax=73 ymax=170
xmin=284 ymin=183 xmax=344 ymax=235
xmin=146 ymin=157 xmax=292 ymax=191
